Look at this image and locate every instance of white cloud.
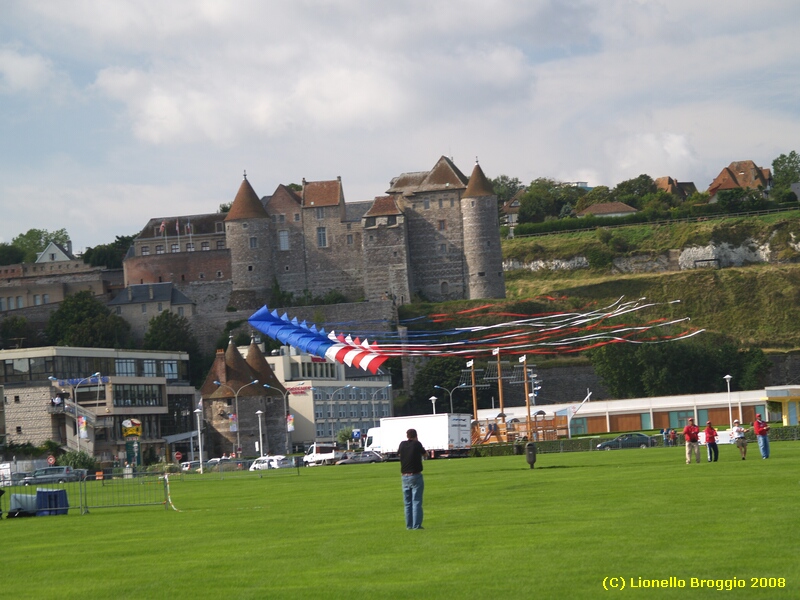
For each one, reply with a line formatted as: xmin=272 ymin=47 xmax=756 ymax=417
xmin=0 ymin=47 xmax=54 ymax=93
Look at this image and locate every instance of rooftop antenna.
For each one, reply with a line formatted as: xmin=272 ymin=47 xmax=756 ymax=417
xmin=243 ymin=169 xmax=247 ymax=180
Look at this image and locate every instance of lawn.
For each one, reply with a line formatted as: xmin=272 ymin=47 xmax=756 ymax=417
xmin=3 ymin=444 xmax=798 ymax=599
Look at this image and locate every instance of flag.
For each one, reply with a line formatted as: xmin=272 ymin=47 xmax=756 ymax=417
xmin=185 ymin=222 xmax=192 ymax=235
xmin=287 ymin=414 xmax=295 ymax=432
xmin=466 ymin=360 xmax=473 ymax=368
xmin=175 ymin=220 xmax=180 ymax=234
xmin=519 ymin=355 xmax=526 ymax=363
xmin=159 ymin=220 xmax=165 ymax=233
xmin=492 ymin=347 xmax=500 ymax=356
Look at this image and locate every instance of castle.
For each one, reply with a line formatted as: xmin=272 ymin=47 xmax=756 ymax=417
xmin=124 ymin=156 xmax=506 ymax=310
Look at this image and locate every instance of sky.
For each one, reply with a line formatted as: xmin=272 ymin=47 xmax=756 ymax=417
xmin=2 ymin=0 xmax=799 ymax=251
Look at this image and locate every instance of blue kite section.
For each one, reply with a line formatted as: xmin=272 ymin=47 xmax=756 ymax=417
xmin=248 ymin=306 xmax=337 ymax=360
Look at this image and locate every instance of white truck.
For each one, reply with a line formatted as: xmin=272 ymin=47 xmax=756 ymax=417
xmin=302 ymin=443 xmax=345 ymax=466
xmin=365 ymin=413 xmax=472 ymax=459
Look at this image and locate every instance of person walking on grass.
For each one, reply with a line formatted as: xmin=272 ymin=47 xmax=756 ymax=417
xmin=753 ymin=413 xmax=770 ymax=459
xmin=731 ymin=419 xmax=749 ymax=460
xmin=683 ymin=417 xmax=700 ymax=464
xmin=399 ymin=428 xmax=426 ymax=530
xmin=704 ymin=421 xmax=718 ymax=462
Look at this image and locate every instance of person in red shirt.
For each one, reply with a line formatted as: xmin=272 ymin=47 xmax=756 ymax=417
xmin=683 ymin=417 xmax=700 ymax=464
xmin=753 ymin=413 xmax=770 ymax=459
xmin=704 ymin=421 xmax=718 ymax=462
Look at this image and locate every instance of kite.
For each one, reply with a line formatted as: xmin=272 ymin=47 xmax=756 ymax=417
xmin=248 ymin=296 xmax=704 ymax=374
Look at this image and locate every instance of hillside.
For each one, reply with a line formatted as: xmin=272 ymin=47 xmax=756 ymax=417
xmin=501 ymin=211 xmax=800 ymax=351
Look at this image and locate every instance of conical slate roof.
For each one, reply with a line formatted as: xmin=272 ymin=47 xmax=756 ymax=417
xmin=464 ymin=162 xmax=494 ymax=198
xmin=225 ymin=176 xmax=268 ymax=221
xmin=202 ymin=337 xmax=263 ymax=399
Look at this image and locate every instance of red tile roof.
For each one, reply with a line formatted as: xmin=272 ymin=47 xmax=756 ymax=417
xmin=302 ymin=178 xmax=343 ymax=207
xmin=707 ymin=160 xmax=771 ymax=196
xmin=225 ymin=177 xmax=268 ymax=221
xmin=464 ymin=162 xmax=494 ymax=197
xmin=577 ymin=202 xmax=638 ymax=217
xmin=364 ymin=195 xmax=401 ymax=217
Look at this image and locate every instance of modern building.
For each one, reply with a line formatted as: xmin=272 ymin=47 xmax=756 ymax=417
xmin=477 ymin=389 xmax=769 ymax=437
xmin=765 ymin=385 xmax=800 ymax=426
xmin=1 ymin=346 xmax=196 ymax=464
xmin=258 ymin=344 xmax=392 ymax=449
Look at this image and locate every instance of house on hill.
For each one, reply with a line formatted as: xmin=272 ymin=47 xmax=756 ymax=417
xmin=707 ymin=160 xmax=772 ymax=202
xmin=654 ymin=176 xmax=698 ymax=201
xmin=576 ymin=202 xmax=638 ymax=218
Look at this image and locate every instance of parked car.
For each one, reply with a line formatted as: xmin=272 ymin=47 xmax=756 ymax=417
xmin=335 ymin=451 xmax=385 ymax=465
xmin=0 ymin=472 xmax=30 ymax=487
xmin=596 ymin=433 xmax=657 ymax=450
xmin=22 ymin=466 xmax=80 ymax=485
xmin=249 ymin=455 xmax=292 ymax=470
xmin=181 ymin=461 xmax=201 ymax=472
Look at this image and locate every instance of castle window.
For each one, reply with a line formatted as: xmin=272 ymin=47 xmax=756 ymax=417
xmin=248 ymin=265 xmax=253 ymax=271
xmin=441 ymin=281 xmax=449 ymax=295
xmin=438 ymin=220 xmax=446 ymax=231
xmin=285 ymin=266 xmax=290 ymax=271
xmin=216 ymin=241 xmax=225 ymax=249
xmin=317 ymin=227 xmax=327 ymax=248
xmin=423 ymin=199 xmax=430 ymax=210
xmin=178 ymin=307 xmax=184 ymax=317
xmin=43 ymin=294 xmax=49 ymax=303
xmin=156 ymin=245 xmax=165 ymax=254
xmin=217 ymin=271 xmax=223 ymax=278
xmin=115 ymin=306 xmax=121 ymax=314
xmin=365 ymin=217 xmax=376 ymax=228
xmin=294 ymin=213 xmax=300 ymax=221
xmin=316 ymin=207 xmax=325 ymax=219
xmin=141 ymin=246 xmax=150 ymax=256
xmin=347 ymin=234 xmax=353 ymax=245
xmin=387 ymin=215 xmax=397 ymax=226
xmin=249 ymin=236 xmax=258 ymax=249
xmin=16 ymin=426 xmax=22 ymax=434
xmin=141 ymin=304 xmax=147 ymax=314
xmin=201 ymin=242 xmax=210 ymax=251
xmin=157 ymin=303 xmax=163 ymax=312
xmin=439 ymin=244 xmax=447 ymax=254
xmin=199 ymin=273 xmax=205 ymax=279
xmin=478 ymin=272 xmax=485 ymax=277
xmin=216 ymin=222 xmax=224 ymax=233
xmin=438 ymin=199 xmax=443 ymax=209
xmin=242 ymin=222 xmax=249 ymax=229
xmin=279 ymin=230 xmax=289 ymax=251
xmin=171 ymin=244 xmax=179 ymax=253
xmin=34 ymin=294 xmax=41 ymax=305
xmin=186 ymin=243 xmax=195 ymax=252
xmin=450 ymin=199 xmax=455 ymax=207
xmin=279 ymin=214 xmax=285 ymax=224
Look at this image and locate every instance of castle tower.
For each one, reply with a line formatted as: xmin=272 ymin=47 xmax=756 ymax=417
xmin=461 ymin=161 xmax=506 ymax=299
xmin=226 ymin=174 xmax=273 ymax=308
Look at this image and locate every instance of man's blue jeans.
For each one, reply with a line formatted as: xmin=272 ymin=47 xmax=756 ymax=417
xmin=402 ymin=473 xmax=424 ymax=529
xmin=757 ymin=435 xmax=770 ymax=459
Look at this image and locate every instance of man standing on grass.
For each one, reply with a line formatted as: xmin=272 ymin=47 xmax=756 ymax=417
xmin=683 ymin=417 xmax=700 ymax=464
xmin=704 ymin=421 xmax=719 ymax=462
xmin=753 ymin=413 xmax=770 ymax=459
xmin=399 ymin=428 xmax=426 ymax=530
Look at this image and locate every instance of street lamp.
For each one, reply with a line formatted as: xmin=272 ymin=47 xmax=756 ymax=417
xmin=327 ymin=385 xmax=352 ymax=443
xmin=263 ymin=382 xmax=306 ymax=454
xmin=429 ymin=396 xmax=438 ymax=414
xmin=433 ymin=384 xmax=465 ymax=414
xmin=194 ymin=408 xmax=204 ymax=474
xmin=724 ymin=374 xmax=733 ymax=428
xmin=371 ymin=384 xmax=392 ymax=427
xmin=49 ymin=372 xmax=101 ymax=455
xmin=255 ymin=410 xmax=265 ymax=457
xmin=213 ymin=379 xmax=259 ymax=457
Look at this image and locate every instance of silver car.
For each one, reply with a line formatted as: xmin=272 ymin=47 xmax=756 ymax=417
xmin=22 ymin=466 xmax=80 ymax=485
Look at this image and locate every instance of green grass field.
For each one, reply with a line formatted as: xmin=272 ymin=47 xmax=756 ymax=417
xmin=4 ymin=444 xmax=799 ymax=599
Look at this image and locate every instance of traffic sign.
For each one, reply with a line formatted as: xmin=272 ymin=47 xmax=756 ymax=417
xmin=47 ymin=455 xmax=56 ymax=465
xmin=174 ymin=451 xmax=183 ymax=462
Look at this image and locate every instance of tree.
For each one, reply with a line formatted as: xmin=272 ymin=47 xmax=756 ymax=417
xmin=1 ymin=315 xmax=40 ymax=349
xmin=0 ymin=242 xmax=25 ymax=266
xmin=46 ymin=291 xmax=133 ymax=348
xmin=58 ymin=450 xmax=96 ymax=471
xmin=409 ymin=357 xmax=472 ymax=415
xmin=490 ymin=175 xmax=525 ymax=205
xmin=518 ymin=178 xmax=586 ymax=224
xmin=337 ymin=427 xmax=354 ymax=446
xmin=143 ymin=310 xmax=204 ymax=385
xmin=11 ymin=228 xmax=70 ymax=263
xmin=589 ymin=335 xmax=772 ymax=398
xmin=576 ymin=185 xmax=611 ymax=213
xmin=771 ymin=150 xmax=800 ymax=192
xmin=82 ymin=235 xmax=135 ymax=269
xmin=218 ymin=202 xmax=231 ymax=213
xmin=610 ymin=175 xmax=657 ymax=209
